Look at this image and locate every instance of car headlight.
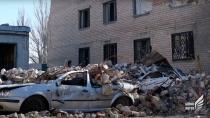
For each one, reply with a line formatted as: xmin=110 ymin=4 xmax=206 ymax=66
xmin=0 ymin=91 xmax=10 ymax=97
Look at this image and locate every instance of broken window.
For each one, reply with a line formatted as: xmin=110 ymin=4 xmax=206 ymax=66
xmin=103 ymin=0 xmax=117 ymax=24
xmin=134 ymin=38 xmax=151 ymax=63
xmin=133 ymin=0 xmax=153 ymax=16
xmin=79 ymin=8 xmax=90 ymax=29
xmin=171 ymin=31 xmax=195 ymax=61
xmin=79 ymin=47 xmax=90 ymax=67
xmin=170 ymin=0 xmax=198 ymax=7
xmin=61 ymin=72 xmax=87 ymax=86
xmin=104 ymin=43 xmax=117 ymax=65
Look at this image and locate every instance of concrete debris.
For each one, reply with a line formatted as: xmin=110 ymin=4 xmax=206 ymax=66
xmin=0 ymin=68 xmax=44 ymax=84
xmin=0 ymin=72 xmax=209 ymax=117
xmin=0 ymin=52 xmax=172 ymax=86
xmin=0 ymin=52 xmax=209 ymax=117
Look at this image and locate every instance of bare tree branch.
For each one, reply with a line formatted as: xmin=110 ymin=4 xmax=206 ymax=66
xmin=32 ymin=0 xmax=50 ymax=64
xmin=16 ymin=8 xmax=29 ymax=26
xmin=17 ymin=0 xmax=50 ymax=64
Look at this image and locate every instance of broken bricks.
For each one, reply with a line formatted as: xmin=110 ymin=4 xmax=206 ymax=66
xmin=0 ymin=51 xmax=209 ymax=116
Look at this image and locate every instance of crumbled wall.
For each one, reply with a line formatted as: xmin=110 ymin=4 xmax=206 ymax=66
xmin=48 ymin=0 xmax=210 ymax=72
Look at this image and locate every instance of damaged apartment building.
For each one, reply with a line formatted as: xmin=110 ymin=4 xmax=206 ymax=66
xmin=0 ymin=24 xmax=30 ymax=70
xmin=48 ymin=0 xmax=210 ymax=72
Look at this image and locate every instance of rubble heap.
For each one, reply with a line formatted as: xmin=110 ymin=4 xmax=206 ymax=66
xmin=0 ymin=52 xmax=171 ymax=85
xmin=0 ymin=52 xmax=210 ymax=117
xmin=0 ymin=62 xmax=154 ymax=85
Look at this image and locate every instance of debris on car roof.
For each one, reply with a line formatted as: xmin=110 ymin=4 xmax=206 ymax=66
xmin=0 ymin=51 xmax=173 ymax=85
xmin=0 ymin=52 xmax=209 ymax=117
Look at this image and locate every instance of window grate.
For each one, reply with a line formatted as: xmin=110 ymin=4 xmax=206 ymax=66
xmin=171 ymin=31 xmax=194 ymax=61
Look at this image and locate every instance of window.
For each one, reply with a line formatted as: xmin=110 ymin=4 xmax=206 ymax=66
xmin=134 ymin=38 xmax=151 ymax=63
xmin=90 ymin=78 xmax=102 ymax=88
xmin=79 ymin=8 xmax=90 ymax=29
xmin=133 ymin=0 xmax=152 ymax=16
xmin=170 ymin=0 xmax=198 ymax=7
xmin=79 ymin=47 xmax=90 ymax=67
xmin=104 ymin=43 xmax=117 ymax=65
xmin=61 ymin=72 xmax=87 ymax=86
xmin=171 ymin=31 xmax=195 ymax=61
xmin=103 ymin=0 xmax=117 ymax=24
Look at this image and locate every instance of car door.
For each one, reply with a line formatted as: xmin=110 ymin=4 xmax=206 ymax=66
xmin=87 ymin=78 xmax=113 ymax=109
xmin=52 ymin=71 xmax=91 ymax=110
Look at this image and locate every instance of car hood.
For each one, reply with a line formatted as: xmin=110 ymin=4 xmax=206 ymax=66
xmin=0 ymin=82 xmax=57 ymax=98
xmin=0 ymin=83 xmax=35 ymax=91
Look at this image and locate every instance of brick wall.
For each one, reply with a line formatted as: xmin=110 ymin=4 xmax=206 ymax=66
xmin=48 ymin=0 xmax=210 ymax=72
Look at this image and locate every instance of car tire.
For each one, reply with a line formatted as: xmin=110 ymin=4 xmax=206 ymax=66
xmin=20 ymin=95 xmax=48 ymax=113
xmin=112 ymin=96 xmax=132 ymax=107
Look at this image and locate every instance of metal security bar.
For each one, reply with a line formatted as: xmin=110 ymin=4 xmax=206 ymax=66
xmin=171 ymin=31 xmax=195 ymax=61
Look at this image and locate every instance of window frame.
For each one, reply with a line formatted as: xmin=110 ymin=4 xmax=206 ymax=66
xmin=171 ymin=31 xmax=195 ymax=61
xmin=169 ymin=0 xmax=198 ymax=8
xmin=79 ymin=47 xmax=90 ymax=66
xmin=79 ymin=8 xmax=90 ymax=29
xmin=103 ymin=43 xmax=117 ymax=65
xmin=133 ymin=0 xmax=153 ymax=17
xmin=103 ymin=0 xmax=117 ymax=24
xmin=61 ymin=72 xmax=87 ymax=86
xmin=134 ymin=38 xmax=151 ymax=63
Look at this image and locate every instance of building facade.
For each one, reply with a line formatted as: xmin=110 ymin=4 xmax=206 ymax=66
xmin=0 ymin=24 xmax=30 ymax=70
xmin=48 ymin=0 xmax=210 ymax=72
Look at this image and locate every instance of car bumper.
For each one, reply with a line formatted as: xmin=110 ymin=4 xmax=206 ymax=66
xmin=0 ymin=98 xmax=22 ymax=112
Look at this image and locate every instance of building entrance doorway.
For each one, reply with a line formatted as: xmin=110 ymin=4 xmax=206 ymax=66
xmin=0 ymin=43 xmax=16 ymax=69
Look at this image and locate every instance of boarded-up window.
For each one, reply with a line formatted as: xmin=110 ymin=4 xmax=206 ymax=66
xmin=171 ymin=31 xmax=195 ymax=61
xmin=133 ymin=0 xmax=153 ymax=15
xmin=104 ymin=43 xmax=117 ymax=65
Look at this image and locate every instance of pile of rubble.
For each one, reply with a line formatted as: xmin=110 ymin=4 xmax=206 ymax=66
xmin=0 ymin=109 xmax=143 ymax=118
xmin=0 ymin=68 xmax=43 ymax=84
xmin=0 ymin=52 xmax=210 ymax=117
xmin=0 ymin=62 xmax=167 ymax=86
xmin=0 ymin=73 xmax=209 ymax=117
xmin=0 ymin=52 xmax=170 ymax=85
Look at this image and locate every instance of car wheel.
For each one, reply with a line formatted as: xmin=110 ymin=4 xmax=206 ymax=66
xmin=20 ymin=95 xmax=48 ymax=113
xmin=112 ymin=96 xmax=132 ymax=107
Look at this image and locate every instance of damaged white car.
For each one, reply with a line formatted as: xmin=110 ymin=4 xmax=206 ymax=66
xmin=138 ymin=71 xmax=175 ymax=92
xmin=0 ymin=70 xmax=138 ymax=113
